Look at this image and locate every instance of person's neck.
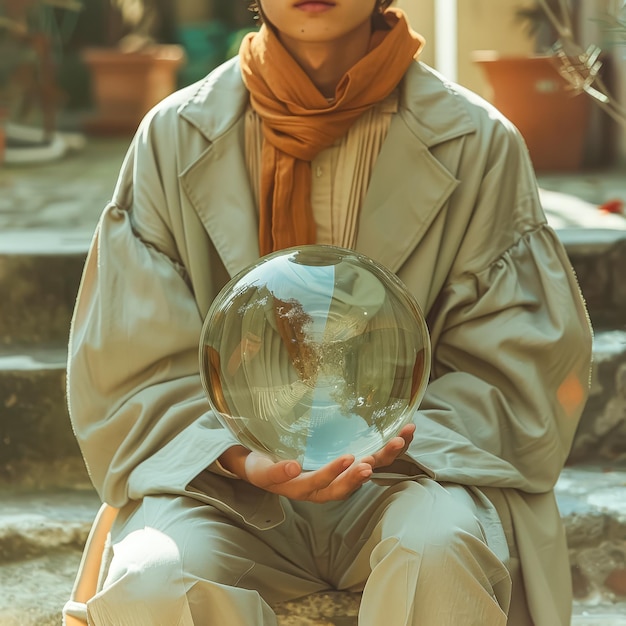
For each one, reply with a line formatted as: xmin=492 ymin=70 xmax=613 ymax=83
xmin=279 ymin=24 xmax=373 ymax=99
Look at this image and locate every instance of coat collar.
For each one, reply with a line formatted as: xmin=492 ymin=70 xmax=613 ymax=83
xmin=179 ymin=57 xmax=249 ymax=143
xmin=179 ymin=58 xmax=475 ymax=148
xmin=178 ymin=58 xmax=476 ymax=275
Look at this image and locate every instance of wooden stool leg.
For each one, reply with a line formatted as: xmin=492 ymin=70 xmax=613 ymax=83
xmin=63 ymin=504 xmax=119 ymax=626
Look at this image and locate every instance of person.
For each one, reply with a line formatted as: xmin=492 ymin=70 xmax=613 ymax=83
xmin=63 ymin=1 xmax=593 ymax=624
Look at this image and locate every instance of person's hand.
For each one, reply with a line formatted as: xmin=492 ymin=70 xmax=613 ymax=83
xmin=219 ymin=445 xmax=372 ymax=502
xmin=218 ymin=422 xmax=416 ymax=503
xmin=246 ymin=451 xmax=374 ymax=502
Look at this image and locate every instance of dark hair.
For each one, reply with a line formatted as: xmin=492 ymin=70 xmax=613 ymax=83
xmin=248 ymin=1 xmax=395 ymax=24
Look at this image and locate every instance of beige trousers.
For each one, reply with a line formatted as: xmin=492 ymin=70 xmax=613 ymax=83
xmin=84 ymin=479 xmax=524 ymax=626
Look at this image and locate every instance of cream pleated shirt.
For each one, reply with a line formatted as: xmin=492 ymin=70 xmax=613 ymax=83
xmin=245 ymin=93 xmax=398 ymax=248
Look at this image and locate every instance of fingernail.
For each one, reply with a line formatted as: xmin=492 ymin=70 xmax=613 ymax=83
xmin=286 ymin=462 xmax=299 ymax=477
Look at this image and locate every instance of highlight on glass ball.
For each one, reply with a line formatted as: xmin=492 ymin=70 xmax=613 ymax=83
xmin=199 ymin=245 xmax=431 ymax=470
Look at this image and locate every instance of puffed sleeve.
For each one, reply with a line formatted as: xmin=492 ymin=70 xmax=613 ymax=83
xmin=403 ymin=116 xmax=593 ymax=493
xmin=68 ymin=199 xmax=230 ymax=499
xmin=407 ymin=226 xmax=592 ymax=491
xmin=67 ymin=113 xmax=285 ymax=527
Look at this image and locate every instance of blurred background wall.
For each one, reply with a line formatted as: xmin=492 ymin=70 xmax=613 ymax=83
xmin=398 ymin=0 xmax=534 ymax=95
xmin=397 ymin=0 xmax=626 ymax=165
xmin=2 ymin=0 xmax=623 ymax=166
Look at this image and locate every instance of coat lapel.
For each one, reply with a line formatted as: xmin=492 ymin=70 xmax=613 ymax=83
xmin=356 ymin=64 xmax=476 ymax=273
xmin=177 ymin=59 xmax=476 ymax=277
xmin=180 ymin=121 xmax=261 ymax=277
xmin=355 ymin=112 xmax=459 ymax=272
xmin=178 ymin=59 xmax=260 ymax=277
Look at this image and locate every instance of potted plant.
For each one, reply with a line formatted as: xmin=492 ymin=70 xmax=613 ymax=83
xmin=0 ymin=0 xmax=85 ymax=163
xmin=81 ymin=0 xmax=186 ymax=135
xmin=472 ymin=0 xmax=592 ymax=172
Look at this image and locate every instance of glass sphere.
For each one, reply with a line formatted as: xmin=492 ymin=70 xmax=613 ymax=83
xmin=199 ymin=245 xmax=431 ymax=470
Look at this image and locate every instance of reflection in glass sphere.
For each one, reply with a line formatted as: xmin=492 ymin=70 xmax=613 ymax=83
xmin=199 ymin=245 xmax=431 ymax=470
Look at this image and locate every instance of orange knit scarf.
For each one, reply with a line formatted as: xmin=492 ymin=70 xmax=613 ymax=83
xmin=239 ymin=8 xmax=425 ymax=255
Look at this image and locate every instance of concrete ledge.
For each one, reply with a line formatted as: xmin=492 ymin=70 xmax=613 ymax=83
xmin=570 ymin=330 xmax=626 ymax=464
xmin=543 ymin=186 xmax=626 ymax=326
xmin=0 ymin=357 xmax=79 ymax=472
xmin=5 ymin=225 xmax=626 ymax=344
xmin=556 ymin=466 xmax=626 ymax=603
xmin=0 ymin=490 xmax=99 ymax=562
xmin=0 ymin=252 xmax=85 ymax=346
xmin=0 ymin=466 xmax=625 ymax=625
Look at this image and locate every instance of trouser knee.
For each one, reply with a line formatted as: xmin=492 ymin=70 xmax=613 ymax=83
xmin=369 ymin=481 xmax=507 ymax=597
xmin=104 ymin=527 xmax=188 ymax=604
xmin=372 ymin=481 xmax=487 ymax=560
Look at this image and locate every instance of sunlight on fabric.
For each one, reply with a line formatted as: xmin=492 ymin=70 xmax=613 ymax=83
xmin=557 ymin=371 xmax=585 ymax=417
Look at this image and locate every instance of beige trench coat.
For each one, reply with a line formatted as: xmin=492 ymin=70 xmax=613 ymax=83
xmin=67 ymin=58 xmax=593 ymax=625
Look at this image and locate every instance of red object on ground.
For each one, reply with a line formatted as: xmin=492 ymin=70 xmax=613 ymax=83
xmin=599 ymin=199 xmax=625 ymax=214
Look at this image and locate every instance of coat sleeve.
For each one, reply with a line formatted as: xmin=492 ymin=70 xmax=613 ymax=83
xmin=405 ymin=118 xmax=593 ymax=493
xmin=66 ymin=114 xmax=283 ymax=524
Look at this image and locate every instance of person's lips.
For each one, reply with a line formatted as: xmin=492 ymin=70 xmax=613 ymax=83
xmin=294 ymin=1 xmax=337 ymax=13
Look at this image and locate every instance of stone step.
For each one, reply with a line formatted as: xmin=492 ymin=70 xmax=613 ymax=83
xmin=571 ymin=329 xmax=626 ymax=464
xmin=0 ymin=231 xmax=90 ymax=347
xmin=0 ymin=465 xmax=625 ymax=626
xmin=540 ymin=187 xmax=626 ymax=328
xmin=0 ymin=489 xmax=100 ymax=562
xmin=556 ymin=465 xmax=626 ymax=603
xmin=0 ymin=200 xmax=625 ymax=342
xmin=0 ymin=347 xmax=86 ymax=487
xmin=4 ymin=467 xmax=624 ymax=570
xmin=572 ymin=610 xmax=626 ymax=626
xmin=0 ymin=142 xmax=623 ymax=346
xmin=563 ymin=230 xmax=626 ymax=328
xmin=1 ymin=328 xmax=625 ymax=490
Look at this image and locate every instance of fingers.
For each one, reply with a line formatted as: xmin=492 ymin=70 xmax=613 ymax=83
xmin=247 ymin=452 xmax=372 ymax=502
xmin=294 ymin=455 xmax=358 ymax=497
xmin=307 ymin=455 xmax=353 ymax=485
xmin=400 ymin=422 xmax=416 ymax=443
xmin=245 ymin=454 xmax=302 ymax=487
xmin=268 ymin=459 xmax=302 ymax=483
xmin=362 ymin=422 xmax=416 ymax=469
xmin=244 ymin=421 xmax=417 ymax=502
xmin=302 ymin=457 xmax=373 ymax=502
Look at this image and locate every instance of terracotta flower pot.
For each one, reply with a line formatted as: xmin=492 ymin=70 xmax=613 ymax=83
xmin=82 ymin=44 xmax=186 ymax=135
xmin=473 ymin=52 xmax=591 ymax=172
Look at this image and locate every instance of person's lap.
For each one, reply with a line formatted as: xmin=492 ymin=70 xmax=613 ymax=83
xmin=88 ymin=478 xmax=516 ymax=625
